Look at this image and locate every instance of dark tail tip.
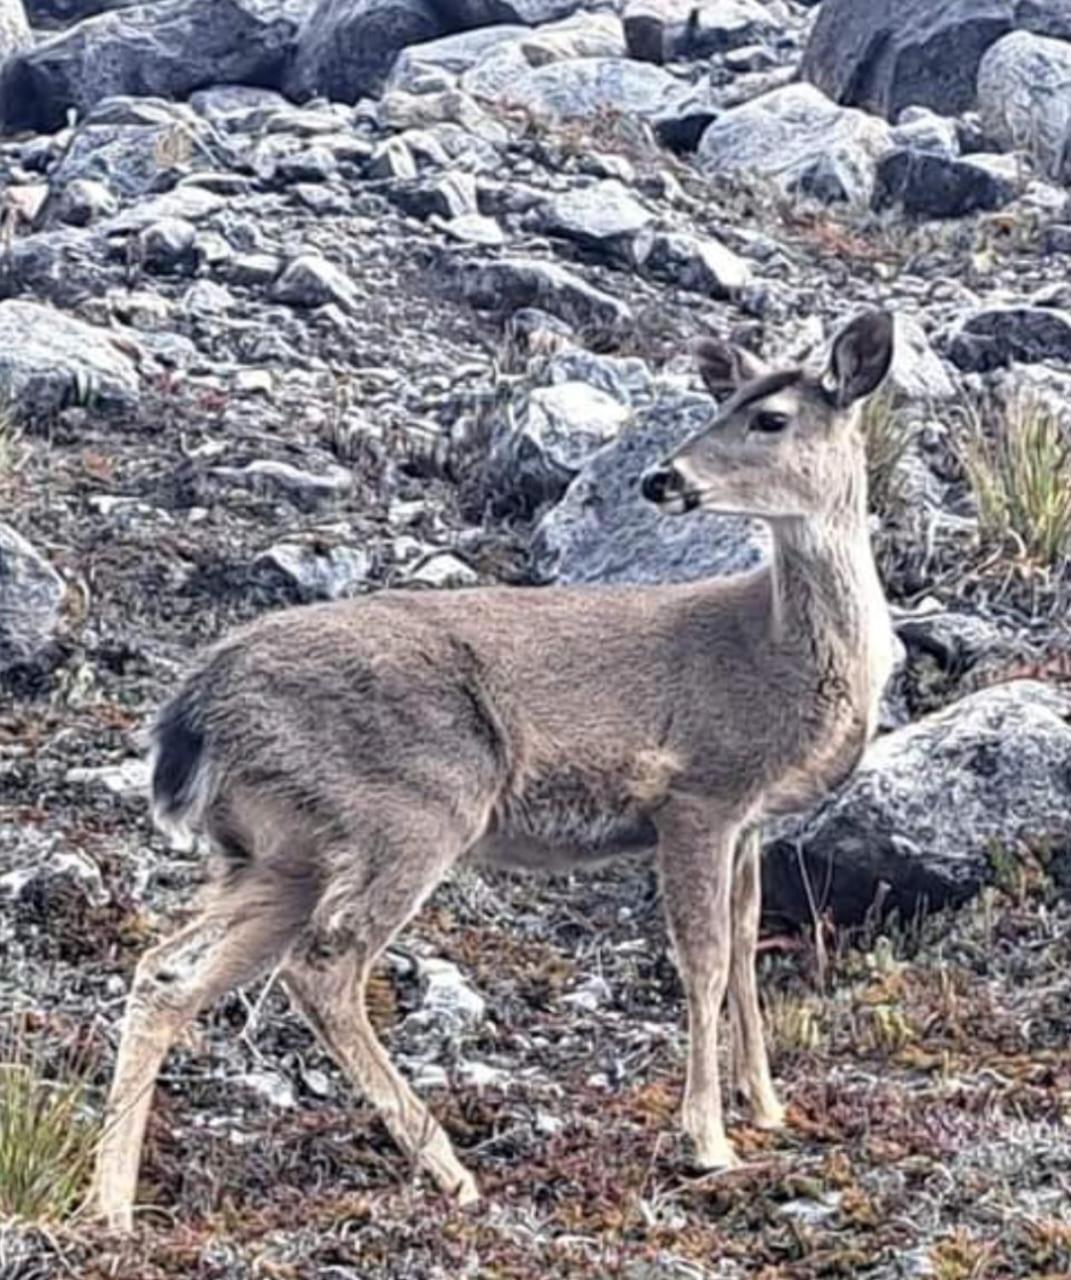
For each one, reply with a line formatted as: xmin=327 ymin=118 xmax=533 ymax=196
xmin=151 ymin=691 xmax=206 ymax=820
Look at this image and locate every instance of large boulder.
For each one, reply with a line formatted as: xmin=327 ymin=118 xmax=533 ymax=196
xmin=763 ymin=682 xmax=1071 ymax=925
xmin=0 ymin=300 xmax=139 ymax=417
xmin=286 ymin=0 xmax=446 ymax=104
xmin=496 ymin=55 xmax=691 ymax=124
xmin=800 ymin=0 xmax=1071 ymax=121
xmin=0 ymin=0 xmax=299 ymax=134
xmin=696 ymin=83 xmax=894 ymax=205
xmin=942 ymin=306 xmax=1071 ymax=373
xmin=978 ymin=31 xmax=1071 ymax=183
xmin=531 ymin=390 xmax=768 ymax=586
xmin=0 ymin=524 xmax=64 ymax=675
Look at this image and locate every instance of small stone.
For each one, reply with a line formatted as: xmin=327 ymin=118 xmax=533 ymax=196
xmin=66 ymin=759 xmax=149 ymax=797
xmin=367 ymin=137 xmax=417 ymax=181
xmin=407 ymin=552 xmax=478 ymax=588
xmin=0 ymin=523 xmax=64 ymax=673
xmin=138 ymin=217 xmax=198 ymax=273
xmin=255 ymin=542 xmax=372 ymax=601
xmin=54 ymin=177 xmax=118 ymax=226
xmin=633 ymin=228 xmax=750 ymax=298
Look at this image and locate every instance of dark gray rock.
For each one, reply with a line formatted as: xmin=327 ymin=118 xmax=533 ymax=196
xmin=800 ymin=0 xmax=1071 ymax=121
xmin=435 ymin=0 xmax=581 ymax=29
xmin=25 ymin=0 xmax=135 ymax=28
xmin=873 ymin=149 xmax=1019 ymax=218
xmin=287 ymin=0 xmax=445 ymax=104
xmin=978 ymin=31 xmax=1071 ymax=183
xmin=943 ymin=306 xmax=1071 ymax=372
xmin=632 ymin=228 xmax=750 ymax=298
xmin=697 ymin=83 xmax=893 ymax=205
xmin=449 ymin=257 xmax=632 ymax=331
xmin=764 ymin=682 xmax=1071 ymax=925
xmin=532 ymin=390 xmax=767 ymax=585
xmin=138 ymin=216 xmax=198 ymax=272
xmin=0 ymin=0 xmax=300 ymax=135
xmin=0 ymin=523 xmax=64 ymax=674
xmin=624 ymin=0 xmax=776 ymax=65
xmin=0 ymin=300 xmax=139 ymax=416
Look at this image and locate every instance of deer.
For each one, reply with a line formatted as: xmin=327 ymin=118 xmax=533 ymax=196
xmin=90 ymin=309 xmax=897 ymax=1231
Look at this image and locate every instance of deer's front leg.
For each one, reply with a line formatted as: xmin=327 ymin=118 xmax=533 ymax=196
xmin=657 ymin=802 xmax=739 ymax=1170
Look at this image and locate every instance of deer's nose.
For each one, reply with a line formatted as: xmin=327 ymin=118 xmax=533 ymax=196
xmin=641 ymin=465 xmax=680 ymax=505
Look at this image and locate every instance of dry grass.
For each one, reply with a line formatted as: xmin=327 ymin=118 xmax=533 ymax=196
xmin=958 ymin=387 xmax=1071 ymax=568
xmin=0 ymin=1018 xmax=99 ymax=1223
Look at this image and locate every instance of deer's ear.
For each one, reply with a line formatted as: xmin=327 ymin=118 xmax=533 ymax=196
xmin=827 ymin=310 xmax=895 ymax=407
xmin=690 ymin=338 xmax=768 ymax=397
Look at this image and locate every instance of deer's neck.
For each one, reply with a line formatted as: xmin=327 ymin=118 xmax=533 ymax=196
xmin=767 ymin=466 xmax=891 ymax=723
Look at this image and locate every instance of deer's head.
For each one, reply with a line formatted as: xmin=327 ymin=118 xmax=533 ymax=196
xmin=642 ymin=310 xmax=895 ymax=522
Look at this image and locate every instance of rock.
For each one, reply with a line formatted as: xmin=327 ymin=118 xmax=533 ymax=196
xmin=0 ymin=0 xmax=29 ymax=64
xmin=624 ymin=0 xmax=776 ymax=65
xmin=0 ymin=0 xmax=301 ymax=135
xmin=532 ymin=391 xmax=768 ymax=586
xmin=696 ymin=83 xmax=893 ymax=205
xmin=408 ymin=957 xmax=485 ymax=1033
xmin=632 ymin=228 xmax=750 ymax=298
xmin=0 ymin=301 xmax=139 ymax=417
xmin=390 ymin=171 xmax=478 ymax=219
xmin=254 ymin=542 xmax=372 ymax=602
xmin=406 ymin=551 xmax=478 ymax=587
xmin=367 ymin=137 xmax=418 ymax=180
xmin=873 ymin=150 xmax=1020 ymax=219
xmin=25 ymin=0 xmax=136 ymax=27
xmin=53 ymin=177 xmax=118 ymax=226
xmin=800 ymin=0 xmax=1071 ymax=121
xmin=436 ymin=0 xmax=581 ymax=29
xmin=287 ymin=0 xmax=445 ymax=104
xmin=763 ymin=682 xmax=1071 ymax=924
xmin=386 ymin=23 xmax=526 ymax=92
xmin=500 ymin=56 xmax=690 ymax=124
xmin=890 ymin=107 xmax=960 ymax=160
xmin=539 ymin=179 xmax=653 ymax=251
xmin=943 ymin=306 xmax=1071 ymax=373
xmin=545 ymin=348 xmax=651 ymax=403
xmin=210 ymin=459 xmax=354 ymax=503
xmin=888 ymin=315 xmax=957 ymax=402
xmin=978 ymin=31 xmax=1071 ymax=183
xmin=271 ymin=254 xmax=358 ymax=310
xmin=66 ymin=759 xmax=149 ymax=796
xmin=438 ymin=212 xmax=505 ymax=245
xmin=0 ymin=847 xmax=109 ymax=911
xmin=450 ymin=257 xmax=632 ymax=330
xmin=0 ymin=524 xmax=64 ymax=674
xmin=138 ymin=216 xmax=198 ymax=273
xmin=488 ymin=380 xmax=631 ymax=513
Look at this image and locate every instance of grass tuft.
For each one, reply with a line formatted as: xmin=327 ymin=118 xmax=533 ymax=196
xmin=959 ymin=387 xmax=1071 ymax=568
xmin=0 ymin=1018 xmax=99 ymax=1223
xmin=859 ymin=384 xmax=913 ymax=512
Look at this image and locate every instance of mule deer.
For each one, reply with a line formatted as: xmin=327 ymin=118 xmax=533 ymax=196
xmin=91 ymin=310 xmax=896 ymax=1230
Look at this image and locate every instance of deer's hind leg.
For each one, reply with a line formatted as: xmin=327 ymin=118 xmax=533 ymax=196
xmin=91 ymin=865 xmax=314 ymax=1232
xmin=728 ymin=827 xmax=784 ymax=1130
xmin=281 ymin=808 xmax=484 ymax=1205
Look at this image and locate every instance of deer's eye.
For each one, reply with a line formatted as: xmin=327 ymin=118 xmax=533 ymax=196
xmin=751 ymin=411 xmax=790 ymax=434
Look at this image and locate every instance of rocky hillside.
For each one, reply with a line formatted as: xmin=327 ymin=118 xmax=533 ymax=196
xmin=2 ymin=0 xmax=1071 ymax=1275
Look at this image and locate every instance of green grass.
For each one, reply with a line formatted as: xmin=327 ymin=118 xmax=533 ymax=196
xmin=0 ymin=1018 xmax=99 ymax=1223
xmin=959 ymin=387 xmax=1071 ymax=568
xmin=859 ymin=384 xmax=913 ymax=511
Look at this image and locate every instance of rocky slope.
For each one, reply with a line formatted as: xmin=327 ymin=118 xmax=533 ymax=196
xmin=2 ymin=0 xmax=1071 ymax=1275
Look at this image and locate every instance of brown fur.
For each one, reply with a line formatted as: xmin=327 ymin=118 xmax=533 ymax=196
xmin=90 ymin=311 xmax=897 ymax=1229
